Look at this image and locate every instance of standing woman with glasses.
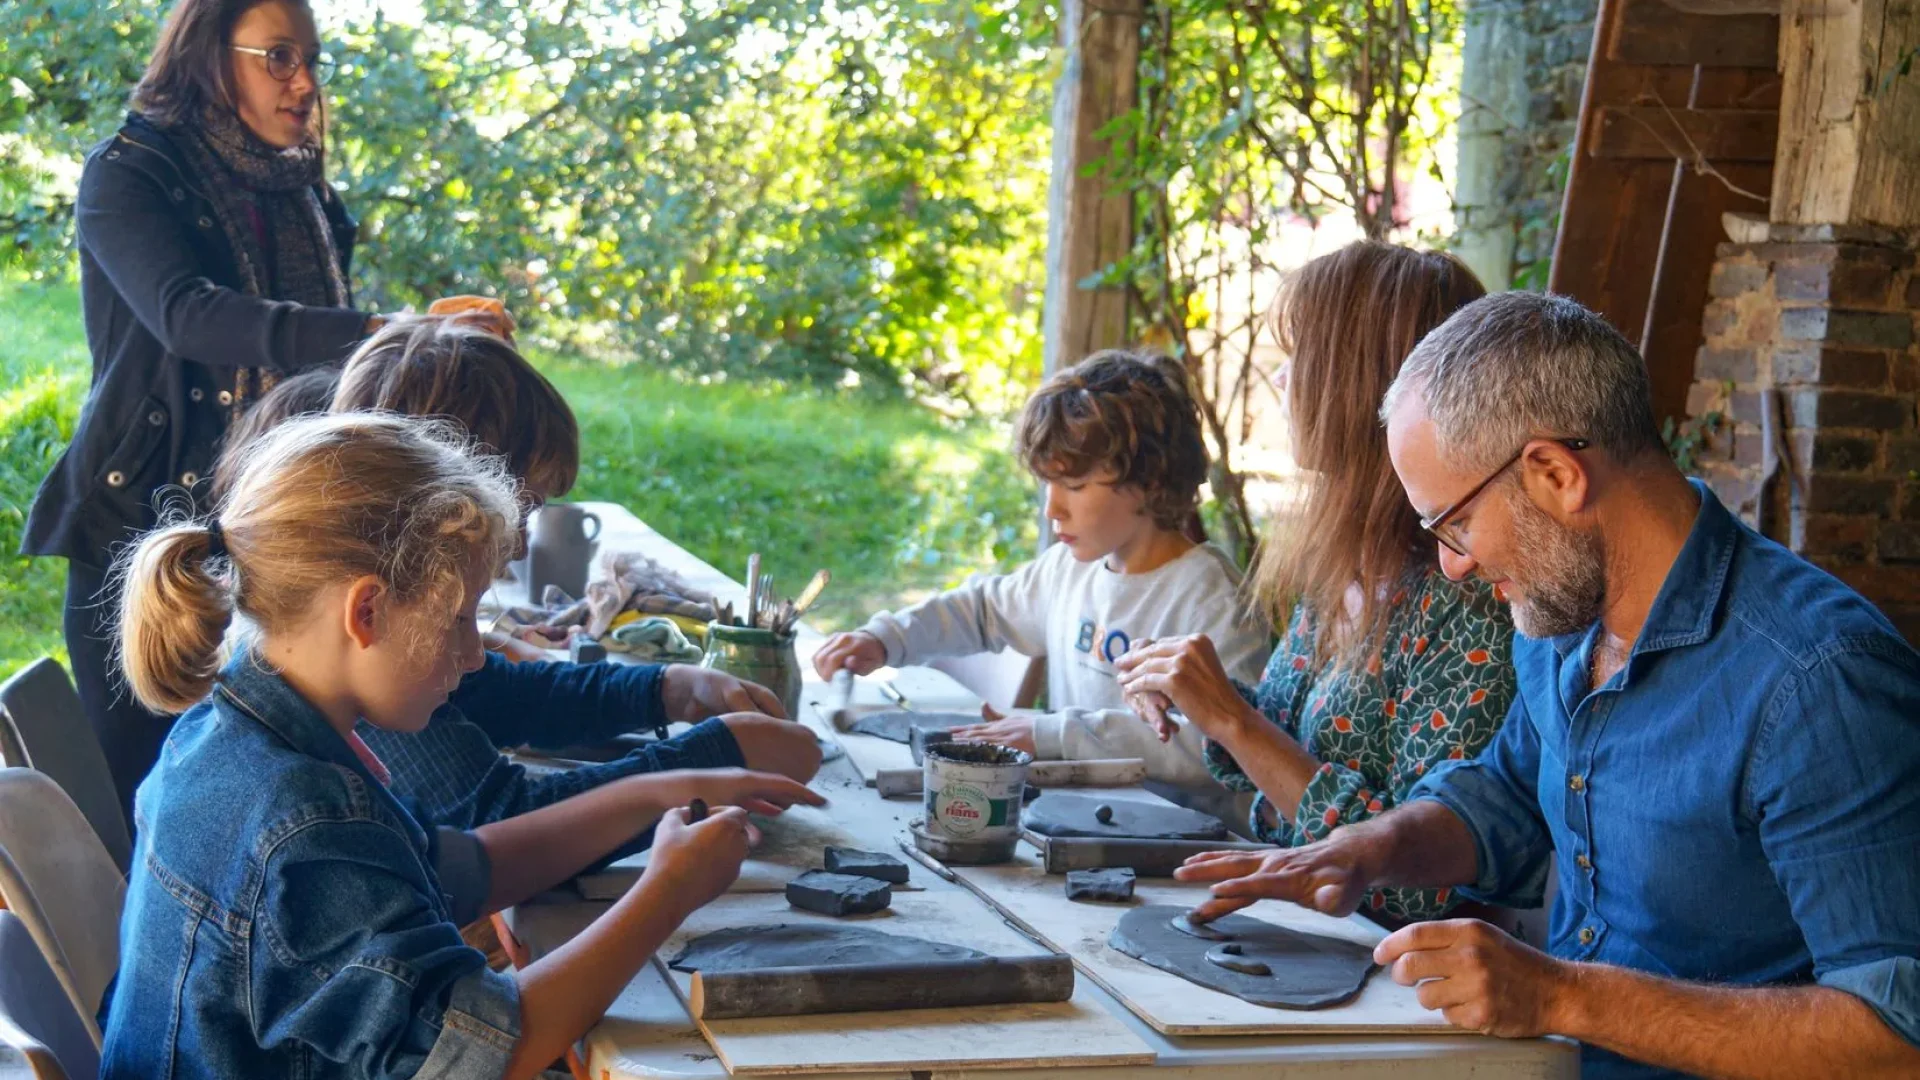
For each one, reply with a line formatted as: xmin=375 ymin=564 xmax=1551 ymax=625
xmin=1116 ymin=242 xmax=1517 ymax=925
xmin=21 ymin=0 xmax=508 ymax=816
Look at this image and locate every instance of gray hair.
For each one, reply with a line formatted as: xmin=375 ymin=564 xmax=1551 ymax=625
xmin=1378 ymin=291 xmax=1664 ymax=472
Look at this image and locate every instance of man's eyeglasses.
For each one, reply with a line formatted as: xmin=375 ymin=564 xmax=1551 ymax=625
xmin=1420 ymin=438 xmax=1590 ymax=557
xmin=231 ymin=44 xmax=336 ymax=85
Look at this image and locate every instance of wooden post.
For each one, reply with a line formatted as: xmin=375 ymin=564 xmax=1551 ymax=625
xmin=1041 ymin=0 xmax=1142 ymax=380
xmin=1771 ymin=0 xmax=1920 ymax=228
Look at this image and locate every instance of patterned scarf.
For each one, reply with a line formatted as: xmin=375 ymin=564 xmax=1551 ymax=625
xmin=163 ymin=106 xmax=349 ymax=411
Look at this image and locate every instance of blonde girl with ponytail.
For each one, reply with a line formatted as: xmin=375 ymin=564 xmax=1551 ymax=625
xmin=101 ymin=411 xmax=819 ymax=1080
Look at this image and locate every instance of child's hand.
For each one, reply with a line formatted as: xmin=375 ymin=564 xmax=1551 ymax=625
xmin=716 ymin=713 xmax=824 ymax=782
xmin=662 ymin=665 xmax=787 ymax=720
xmin=649 ymin=768 xmax=827 ymax=818
xmin=644 ymin=805 xmax=754 ymax=914
xmin=812 ymin=631 xmax=887 ymax=680
xmin=950 ymin=703 xmax=1037 ymax=755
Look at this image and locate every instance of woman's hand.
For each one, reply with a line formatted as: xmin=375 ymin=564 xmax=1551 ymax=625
xmin=950 ymin=704 xmax=1037 ymax=755
xmin=647 ymin=768 xmax=826 ymax=819
xmin=643 ymin=805 xmax=755 ymax=915
xmin=427 ymin=295 xmax=517 ymax=341
xmin=1114 ymin=634 xmax=1252 ymax=740
xmin=812 ymin=631 xmax=887 ymax=680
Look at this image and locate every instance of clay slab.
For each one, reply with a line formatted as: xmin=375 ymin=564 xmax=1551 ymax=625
xmin=1024 ymin=791 xmax=1230 ymax=841
xmin=847 ymin=710 xmax=977 ymax=744
xmin=670 ymin=923 xmax=985 ymax=974
xmin=786 ymin=870 xmax=892 ymax=916
xmin=1109 ymin=905 xmax=1377 ymax=1009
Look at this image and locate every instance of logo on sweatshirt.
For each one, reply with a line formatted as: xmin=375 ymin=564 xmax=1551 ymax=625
xmin=1076 ymin=619 xmax=1130 ymax=665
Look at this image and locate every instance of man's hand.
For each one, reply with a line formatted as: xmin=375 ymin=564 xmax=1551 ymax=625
xmin=812 ymin=631 xmax=887 ymax=680
xmin=662 ymin=664 xmax=787 ymax=721
xmin=1174 ymin=832 xmax=1380 ymax=921
xmin=950 ymin=703 xmax=1037 ymax=755
xmin=1375 ymin=919 xmax=1574 ymax=1038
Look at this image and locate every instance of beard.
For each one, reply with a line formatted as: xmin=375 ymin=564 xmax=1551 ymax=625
xmin=1500 ymin=486 xmax=1608 ymax=639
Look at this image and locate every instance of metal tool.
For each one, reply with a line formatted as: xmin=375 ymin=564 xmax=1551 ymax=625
xmin=744 ymin=554 xmax=761 ymax=627
xmin=757 ymin=573 xmax=775 ymax=628
xmin=878 ymin=680 xmax=912 ymax=709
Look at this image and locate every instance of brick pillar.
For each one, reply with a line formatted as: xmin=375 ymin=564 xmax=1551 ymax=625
xmin=1689 ymin=224 xmax=1920 ymax=637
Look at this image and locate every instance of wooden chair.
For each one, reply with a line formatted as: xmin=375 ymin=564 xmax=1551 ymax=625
xmin=0 ymin=911 xmax=100 ymax=1080
xmin=0 ymin=768 xmax=126 ymax=1050
xmin=0 ymin=659 xmax=134 ymax=873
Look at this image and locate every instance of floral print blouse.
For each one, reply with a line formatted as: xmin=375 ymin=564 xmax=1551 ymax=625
xmin=1204 ymin=568 xmax=1516 ymax=923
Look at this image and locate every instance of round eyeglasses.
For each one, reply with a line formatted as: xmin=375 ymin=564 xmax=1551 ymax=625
xmin=231 ymin=44 xmax=336 ymax=85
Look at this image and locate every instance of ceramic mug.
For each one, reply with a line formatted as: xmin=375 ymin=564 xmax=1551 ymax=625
xmin=515 ymin=503 xmax=602 ymax=602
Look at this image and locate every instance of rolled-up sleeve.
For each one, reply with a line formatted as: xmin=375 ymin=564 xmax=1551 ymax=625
xmin=1408 ymin=692 xmax=1554 ymax=909
xmin=253 ymin=818 xmax=521 ymax=1078
xmin=1751 ymin=640 xmax=1920 ymax=1049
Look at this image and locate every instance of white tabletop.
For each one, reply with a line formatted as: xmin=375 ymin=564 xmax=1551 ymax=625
xmin=504 ymin=502 xmax=1579 ymax=1079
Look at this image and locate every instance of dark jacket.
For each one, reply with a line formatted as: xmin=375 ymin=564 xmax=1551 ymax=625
xmin=23 ymin=113 xmax=369 ymax=567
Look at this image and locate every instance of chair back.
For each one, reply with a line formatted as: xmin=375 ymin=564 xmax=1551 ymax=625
xmin=0 ymin=659 xmax=133 ymax=873
xmin=0 ymin=768 xmax=127 ymax=1049
xmin=0 ymin=910 xmax=101 ymax=1080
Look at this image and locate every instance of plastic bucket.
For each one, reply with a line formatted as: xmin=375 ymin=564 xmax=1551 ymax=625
xmin=923 ymin=741 xmax=1031 ymax=844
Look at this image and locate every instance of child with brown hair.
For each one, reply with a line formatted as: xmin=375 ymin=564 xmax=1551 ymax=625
xmin=210 ymin=315 xmax=822 ymax=839
xmin=104 ymin=412 xmax=819 ymax=1077
xmin=813 ymin=349 xmax=1269 ymax=800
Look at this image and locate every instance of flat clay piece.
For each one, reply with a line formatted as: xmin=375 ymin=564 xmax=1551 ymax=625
xmin=1109 ymin=905 xmax=1377 ymax=1009
xmin=1169 ymin=913 xmax=1231 ymax=940
xmin=670 ymin=923 xmax=986 ymax=974
xmin=1065 ymin=867 xmax=1136 ymax=903
xmin=785 ymin=870 xmax=892 ymax=916
xmin=823 ymin=846 xmax=911 ymax=884
xmin=1024 ymin=792 xmax=1230 ymax=842
xmin=847 ymin=710 xmax=977 ymax=745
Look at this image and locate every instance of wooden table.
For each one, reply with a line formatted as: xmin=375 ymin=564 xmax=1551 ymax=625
xmin=503 ymin=502 xmax=1579 ymax=1080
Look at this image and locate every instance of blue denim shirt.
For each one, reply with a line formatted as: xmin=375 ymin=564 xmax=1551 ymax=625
xmin=101 ymin=651 xmax=521 ymax=1080
xmin=360 ymin=652 xmax=744 ymax=831
xmin=1412 ymin=483 xmax=1920 ymax=1079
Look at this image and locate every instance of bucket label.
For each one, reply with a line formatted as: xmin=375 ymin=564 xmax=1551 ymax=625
xmin=927 ymin=782 xmax=1012 ymax=837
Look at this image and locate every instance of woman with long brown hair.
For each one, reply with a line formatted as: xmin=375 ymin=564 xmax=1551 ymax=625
xmin=22 ymin=0 xmax=506 ymax=817
xmin=1117 ymin=241 xmax=1515 ymax=923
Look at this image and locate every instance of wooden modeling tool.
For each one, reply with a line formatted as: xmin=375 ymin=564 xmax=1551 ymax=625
xmin=744 ymin=554 xmax=761 ymax=626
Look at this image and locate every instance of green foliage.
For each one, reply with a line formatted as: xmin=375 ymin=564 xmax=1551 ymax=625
xmin=1093 ymin=0 xmax=1462 ymax=565
xmin=0 ymin=279 xmax=1035 ymax=679
xmin=0 ymin=0 xmax=1053 ymax=406
xmin=1662 ymin=402 xmax=1727 ymax=477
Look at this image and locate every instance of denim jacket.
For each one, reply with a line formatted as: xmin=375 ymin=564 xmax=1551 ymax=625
xmin=101 ymin=650 xmax=521 ymax=1080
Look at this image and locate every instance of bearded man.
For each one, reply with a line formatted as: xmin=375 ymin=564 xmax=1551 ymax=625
xmin=1174 ymin=291 xmax=1920 ymax=1079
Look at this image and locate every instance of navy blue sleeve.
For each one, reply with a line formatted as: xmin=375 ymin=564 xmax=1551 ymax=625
xmin=447 ymin=651 xmax=669 ymax=750
xmin=366 ymin=710 xmax=745 ymax=831
xmin=76 ymin=143 xmax=368 ymax=373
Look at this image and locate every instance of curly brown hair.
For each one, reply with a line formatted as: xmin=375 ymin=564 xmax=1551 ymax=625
xmin=1014 ymin=349 xmax=1209 ymax=531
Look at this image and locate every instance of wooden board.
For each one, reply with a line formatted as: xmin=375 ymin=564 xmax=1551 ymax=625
xmin=653 ymin=889 xmax=1156 ymax=1075
xmin=946 ymin=844 xmax=1463 ymax=1036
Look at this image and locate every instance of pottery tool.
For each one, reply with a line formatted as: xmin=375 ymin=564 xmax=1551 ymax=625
xmin=874 ymin=758 xmax=1150 ymax=798
xmin=744 ymin=554 xmax=761 ymax=626
xmin=757 ymin=573 xmax=775 ymax=628
xmin=879 ymin=680 xmax=912 ymax=709
xmin=1023 ymin=832 xmax=1272 ymax=877
xmin=826 ymin=669 xmax=857 ymax=730
xmin=780 ymin=568 xmax=830 ymax=632
xmin=687 ymin=952 xmax=1074 ymax=1021
xmin=688 ymin=798 xmax=709 ymax=823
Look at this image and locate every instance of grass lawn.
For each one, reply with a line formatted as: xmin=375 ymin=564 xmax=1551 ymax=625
xmin=0 ymin=277 xmax=1037 ymax=681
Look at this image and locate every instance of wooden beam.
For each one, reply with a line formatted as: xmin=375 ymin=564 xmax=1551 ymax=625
xmin=1592 ymin=106 xmax=1778 ymax=160
xmin=1771 ymin=0 xmax=1920 ymax=227
xmin=1610 ymin=0 xmax=1780 ymax=66
xmin=1041 ymin=0 xmax=1141 ymax=378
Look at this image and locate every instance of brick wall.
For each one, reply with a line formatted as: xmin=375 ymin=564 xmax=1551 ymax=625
xmin=1689 ymin=229 xmax=1920 ymax=637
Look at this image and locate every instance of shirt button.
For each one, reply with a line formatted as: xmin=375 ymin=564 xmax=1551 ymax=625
xmin=217 ymin=390 xmax=234 ymax=406
xmin=1576 ymin=854 xmax=1592 ymax=871
xmin=106 ymin=470 xmax=126 ymax=488
xmin=170 ymin=187 xmax=185 ymax=201
xmin=197 ymin=216 xmax=214 ymax=228
xmin=1569 ymin=774 xmax=1586 ymax=792
xmin=1579 ymin=927 xmax=1596 ymax=945
xmin=190 ymin=388 xmax=205 ymax=402
xmin=181 ymin=472 xmax=200 ymax=487
xmin=147 ymin=409 xmax=165 ymax=426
